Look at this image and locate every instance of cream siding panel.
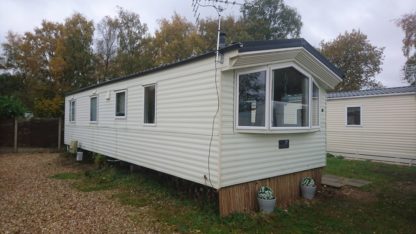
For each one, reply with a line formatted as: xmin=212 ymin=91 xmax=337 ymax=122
xmin=219 ymin=69 xmax=327 ymax=188
xmin=65 ymin=57 xmax=221 ymax=188
xmin=327 ymin=94 xmax=416 ymax=164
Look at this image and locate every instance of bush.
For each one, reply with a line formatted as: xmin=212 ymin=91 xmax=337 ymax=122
xmin=0 ymin=96 xmax=26 ymax=118
xmin=93 ymin=153 xmax=107 ymax=168
xmin=301 ymin=177 xmax=316 ymax=187
xmin=257 ymin=186 xmax=275 ymax=200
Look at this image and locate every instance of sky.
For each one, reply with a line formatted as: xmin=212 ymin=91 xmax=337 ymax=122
xmin=0 ymin=0 xmax=415 ymax=87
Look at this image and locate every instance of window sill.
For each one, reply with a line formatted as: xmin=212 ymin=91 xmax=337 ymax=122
xmin=236 ymin=128 xmax=320 ymax=134
xmin=143 ymin=123 xmax=156 ymax=127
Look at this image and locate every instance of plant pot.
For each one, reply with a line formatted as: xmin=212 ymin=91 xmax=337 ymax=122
xmin=76 ymin=151 xmax=83 ymax=161
xmin=257 ymin=197 xmax=276 ymax=213
xmin=301 ymin=185 xmax=316 ymax=199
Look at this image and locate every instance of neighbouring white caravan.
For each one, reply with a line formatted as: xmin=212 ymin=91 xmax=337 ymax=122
xmin=65 ymin=39 xmax=343 ymax=215
xmin=327 ymin=86 xmax=416 ymax=165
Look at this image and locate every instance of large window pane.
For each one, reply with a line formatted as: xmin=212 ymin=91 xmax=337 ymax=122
xmin=238 ymin=71 xmax=266 ymax=127
xmin=347 ymin=107 xmax=361 ymax=125
xmin=116 ymin=91 xmax=126 ymax=117
xmin=90 ymin=97 xmax=97 ymax=122
xmin=144 ymin=85 xmax=156 ymax=124
xmin=312 ymin=82 xmax=319 ymax=126
xmin=272 ymin=67 xmax=309 ymax=127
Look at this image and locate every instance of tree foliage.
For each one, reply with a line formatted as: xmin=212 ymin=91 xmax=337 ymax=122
xmin=0 ymin=96 xmax=26 ymax=119
xmin=320 ymin=30 xmax=385 ymax=91
xmin=153 ymin=13 xmax=204 ymax=65
xmin=1 ymin=3 xmax=305 ymax=117
xmin=241 ymin=0 xmax=302 ymax=40
xmin=396 ymin=12 xmax=416 ymax=85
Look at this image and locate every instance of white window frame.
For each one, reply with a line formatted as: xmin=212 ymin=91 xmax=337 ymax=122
xmin=115 ymin=89 xmax=127 ymax=119
xmin=90 ymin=95 xmax=98 ymax=123
xmin=311 ymin=81 xmax=320 ymax=128
xmin=69 ymin=99 xmax=76 ymax=123
xmin=143 ymin=84 xmax=157 ymax=126
xmin=269 ymin=63 xmax=312 ymax=130
xmin=345 ymin=105 xmax=362 ymax=127
xmin=234 ymin=63 xmax=321 ymax=132
xmin=235 ymin=67 xmax=269 ymax=130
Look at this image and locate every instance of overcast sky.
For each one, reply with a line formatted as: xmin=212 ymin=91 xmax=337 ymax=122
xmin=1 ymin=0 xmax=415 ymax=87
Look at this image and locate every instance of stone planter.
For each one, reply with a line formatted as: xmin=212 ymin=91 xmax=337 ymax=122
xmin=300 ymin=185 xmax=316 ymax=199
xmin=257 ymin=197 xmax=276 ymax=213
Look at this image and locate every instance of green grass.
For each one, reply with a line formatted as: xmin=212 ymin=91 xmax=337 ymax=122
xmin=50 ymin=172 xmax=81 ymax=180
xmin=54 ymin=156 xmax=416 ymax=233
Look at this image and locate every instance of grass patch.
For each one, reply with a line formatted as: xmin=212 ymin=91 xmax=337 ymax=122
xmin=50 ymin=172 xmax=81 ymax=180
xmin=61 ymin=155 xmax=416 ymax=233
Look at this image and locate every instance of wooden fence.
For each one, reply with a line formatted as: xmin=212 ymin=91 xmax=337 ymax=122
xmin=0 ymin=118 xmax=63 ymax=151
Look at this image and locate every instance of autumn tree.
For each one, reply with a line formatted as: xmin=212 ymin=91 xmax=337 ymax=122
xmin=320 ymin=30 xmax=385 ymax=91
xmin=115 ymin=7 xmax=154 ymax=76
xmin=96 ymin=15 xmax=119 ymax=80
xmin=197 ymin=16 xmax=252 ymax=51
xmin=153 ymin=13 xmax=204 ymax=65
xmin=396 ymin=12 xmax=416 ymax=85
xmin=1 ymin=13 xmax=95 ymax=117
xmin=240 ymin=0 xmax=302 ymax=40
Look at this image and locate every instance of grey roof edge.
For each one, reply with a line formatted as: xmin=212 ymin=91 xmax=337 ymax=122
xmin=328 ymin=85 xmax=416 ymax=99
xmin=66 ymin=39 xmax=343 ymax=96
xmin=66 ymin=43 xmax=242 ymax=96
xmin=238 ymin=38 xmax=344 ymax=79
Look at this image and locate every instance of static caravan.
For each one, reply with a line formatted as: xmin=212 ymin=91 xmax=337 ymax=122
xmin=327 ymin=86 xmax=416 ymax=165
xmin=65 ymin=39 xmax=343 ymax=215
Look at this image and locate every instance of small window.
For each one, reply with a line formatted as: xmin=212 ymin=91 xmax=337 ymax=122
xmin=144 ymin=85 xmax=156 ymax=124
xmin=312 ymin=82 xmax=319 ymax=126
xmin=237 ymin=70 xmax=267 ymax=127
xmin=90 ymin=96 xmax=98 ymax=122
xmin=115 ymin=91 xmax=126 ymax=117
xmin=346 ymin=106 xmax=361 ymax=126
xmin=69 ymin=100 xmax=76 ymax=122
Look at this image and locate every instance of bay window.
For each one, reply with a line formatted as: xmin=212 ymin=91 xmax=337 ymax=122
xmin=236 ymin=64 xmax=320 ymax=131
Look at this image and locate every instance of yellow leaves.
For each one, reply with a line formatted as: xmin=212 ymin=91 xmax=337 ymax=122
xmin=33 ymin=96 xmax=64 ymax=118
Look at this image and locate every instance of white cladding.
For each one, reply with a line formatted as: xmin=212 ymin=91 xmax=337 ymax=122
xmin=65 ymin=47 xmax=338 ymax=189
xmin=327 ymin=94 xmax=416 ymax=164
xmin=65 ymin=58 xmax=221 ymax=188
xmin=219 ymin=70 xmax=327 ymax=187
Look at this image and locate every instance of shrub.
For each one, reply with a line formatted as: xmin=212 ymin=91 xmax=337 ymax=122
xmin=257 ymin=186 xmax=275 ymax=200
xmin=0 ymin=96 xmax=26 ymax=118
xmin=301 ymin=177 xmax=316 ymax=187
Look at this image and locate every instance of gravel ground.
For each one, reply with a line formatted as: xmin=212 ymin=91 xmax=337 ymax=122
xmin=0 ymin=152 xmax=169 ymax=233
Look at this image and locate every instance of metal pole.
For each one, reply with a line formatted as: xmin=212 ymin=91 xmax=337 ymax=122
xmin=13 ymin=118 xmax=18 ymax=153
xmin=216 ymin=12 xmax=221 ymax=63
xmin=58 ymin=117 xmax=62 ymax=150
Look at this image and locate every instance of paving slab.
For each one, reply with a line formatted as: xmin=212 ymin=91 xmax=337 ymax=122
xmin=322 ymin=174 xmax=371 ymax=188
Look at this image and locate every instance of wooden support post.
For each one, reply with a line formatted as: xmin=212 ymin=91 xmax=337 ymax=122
xmin=58 ymin=117 xmax=62 ymax=150
xmin=13 ymin=118 xmax=18 ymax=153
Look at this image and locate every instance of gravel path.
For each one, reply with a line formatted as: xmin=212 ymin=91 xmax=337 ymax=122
xmin=0 ymin=152 xmax=169 ymax=233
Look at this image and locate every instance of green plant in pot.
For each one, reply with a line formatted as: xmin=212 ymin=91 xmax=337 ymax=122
xmin=300 ymin=177 xmax=316 ymax=199
xmin=257 ymin=186 xmax=276 ymax=213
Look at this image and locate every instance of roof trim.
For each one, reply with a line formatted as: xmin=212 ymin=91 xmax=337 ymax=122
xmin=327 ymin=91 xmax=416 ymax=100
xmin=328 ymin=85 xmax=416 ymax=99
xmin=66 ymin=38 xmax=343 ymax=96
xmin=66 ymin=43 xmax=242 ymax=96
xmin=238 ymin=38 xmax=344 ymax=78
